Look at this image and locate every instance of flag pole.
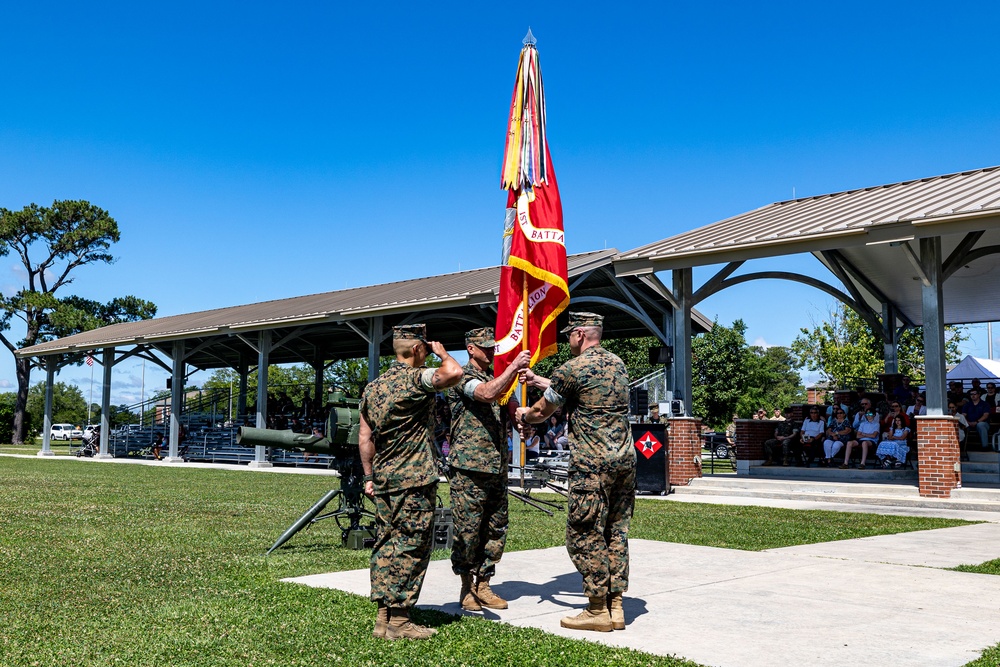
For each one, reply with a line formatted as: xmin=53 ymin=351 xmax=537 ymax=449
xmin=520 ymin=273 xmax=529 ymax=487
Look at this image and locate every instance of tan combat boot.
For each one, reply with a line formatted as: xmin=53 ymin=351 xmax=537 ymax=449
xmin=372 ymin=603 xmax=389 ymax=639
xmin=560 ymin=596 xmax=613 ymax=632
xmin=607 ymin=591 xmax=625 ymax=630
xmin=475 ymin=576 xmax=508 ymax=610
xmin=460 ymin=573 xmax=482 ymax=611
xmin=385 ymin=608 xmax=437 ymax=640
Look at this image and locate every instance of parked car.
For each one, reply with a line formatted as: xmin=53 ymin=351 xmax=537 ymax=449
xmin=71 ymin=426 xmax=83 ymax=439
xmin=702 ymin=431 xmax=732 ymax=459
xmin=49 ymin=423 xmax=75 ymax=441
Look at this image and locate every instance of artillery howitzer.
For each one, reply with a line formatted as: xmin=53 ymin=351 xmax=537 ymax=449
xmin=237 ymin=391 xmax=376 ymax=553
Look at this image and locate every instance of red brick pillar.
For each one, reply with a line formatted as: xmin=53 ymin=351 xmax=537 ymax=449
xmin=735 ymin=419 xmax=778 ymax=473
xmin=914 ymin=414 xmax=961 ymax=498
xmin=666 ymin=417 xmax=702 ymax=487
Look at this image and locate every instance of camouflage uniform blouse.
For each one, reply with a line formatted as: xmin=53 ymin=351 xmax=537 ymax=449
xmin=544 ymin=346 xmax=636 ymax=473
xmin=447 ymin=361 xmax=506 ymax=475
xmin=359 ymin=361 xmax=439 ymax=494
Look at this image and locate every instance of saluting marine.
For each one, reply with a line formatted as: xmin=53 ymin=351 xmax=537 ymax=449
xmin=359 ymin=324 xmax=463 ymax=640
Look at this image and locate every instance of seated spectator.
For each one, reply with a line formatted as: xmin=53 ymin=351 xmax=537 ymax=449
xmin=851 ymin=397 xmax=874 ymax=429
xmin=968 ymin=378 xmax=984 ymax=402
xmin=906 ymin=395 xmax=927 ymax=418
xmin=544 ymin=413 xmax=568 ymax=450
xmin=893 ymin=377 xmax=913 ymax=405
xmin=763 ymin=407 xmax=798 ymax=466
xmin=984 ymin=383 xmax=999 ymax=411
xmin=950 ymin=402 xmax=969 ymax=462
xmin=799 ymin=407 xmax=825 ymax=466
xmin=523 ymin=424 xmax=540 ymax=461
xmin=948 ymin=381 xmax=967 ymax=408
xmin=841 ymin=410 xmax=879 ymax=469
xmin=753 ymin=408 xmax=766 ymax=420
xmin=876 ymin=415 xmax=911 ymax=468
xmin=961 ymin=388 xmax=993 ymax=449
xmin=771 ymin=408 xmax=785 ymax=421
xmin=881 ymin=401 xmax=910 ymax=434
xmin=822 ymin=408 xmax=852 ymax=466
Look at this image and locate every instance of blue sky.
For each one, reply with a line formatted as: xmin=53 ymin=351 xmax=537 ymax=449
xmin=1 ymin=1 xmax=999 ymax=407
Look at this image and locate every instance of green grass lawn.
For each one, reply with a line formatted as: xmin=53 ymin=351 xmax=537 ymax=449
xmin=0 ymin=456 xmax=987 ymax=666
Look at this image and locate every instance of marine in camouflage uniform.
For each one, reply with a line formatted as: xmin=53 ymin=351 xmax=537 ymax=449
xmin=763 ymin=408 xmax=799 ymax=466
xmin=517 ymin=312 xmax=636 ymax=633
xmin=358 ymin=324 xmax=463 ymax=641
xmin=446 ymin=327 xmax=531 ymax=611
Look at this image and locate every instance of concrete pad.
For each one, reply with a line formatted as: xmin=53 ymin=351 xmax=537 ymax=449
xmin=769 ymin=522 xmax=1000 ymax=568
xmin=284 ymin=537 xmax=1000 ymax=667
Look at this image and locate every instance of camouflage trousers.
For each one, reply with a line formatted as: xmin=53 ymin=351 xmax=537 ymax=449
xmin=449 ymin=467 xmax=508 ymax=578
xmin=369 ymin=482 xmax=437 ymax=609
xmin=566 ymin=464 xmax=636 ymax=598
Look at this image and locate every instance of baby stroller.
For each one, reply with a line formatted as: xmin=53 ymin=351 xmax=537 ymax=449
xmin=76 ymin=428 xmax=100 ymax=457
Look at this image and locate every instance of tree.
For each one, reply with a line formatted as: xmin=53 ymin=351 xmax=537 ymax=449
xmin=0 ymin=201 xmax=157 ymax=443
xmin=0 ymin=392 xmax=17 ymax=443
xmin=25 ymin=381 xmax=87 ymax=435
xmin=689 ymin=319 xmax=805 ymax=430
xmin=791 ymin=304 xmax=968 ymax=387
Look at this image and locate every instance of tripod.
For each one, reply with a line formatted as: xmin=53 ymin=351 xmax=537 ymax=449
xmin=266 ymin=458 xmax=376 ymax=554
xmin=507 ymin=462 xmax=567 ymax=516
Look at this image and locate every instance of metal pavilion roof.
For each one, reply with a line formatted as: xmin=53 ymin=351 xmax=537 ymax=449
xmin=614 ymin=165 xmax=1000 ymax=327
xmin=19 ymin=249 xmax=710 ymax=370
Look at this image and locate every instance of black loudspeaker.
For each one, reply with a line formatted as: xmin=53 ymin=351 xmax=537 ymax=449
xmin=166 ymin=378 xmax=172 ymax=389
xmin=632 ymin=423 xmax=669 ymax=495
xmin=629 ymin=388 xmax=649 ymax=416
xmin=648 ymin=346 xmax=674 ymax=365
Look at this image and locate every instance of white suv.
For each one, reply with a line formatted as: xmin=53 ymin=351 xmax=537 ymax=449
xmin=50 ymin=423 xmax=75 ymax=441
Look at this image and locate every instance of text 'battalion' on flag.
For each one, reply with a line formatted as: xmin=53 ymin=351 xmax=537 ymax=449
xmin=494 ymin=34 xmax=569 ymax=404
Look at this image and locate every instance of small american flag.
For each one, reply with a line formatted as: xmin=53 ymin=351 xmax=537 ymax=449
xmin=85 ymin=354 xmax=94 ymax=367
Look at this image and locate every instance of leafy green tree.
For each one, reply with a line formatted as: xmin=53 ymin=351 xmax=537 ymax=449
xmin=0 ymin=201 xmax=157 ymax=443
xmin=107 ymin=404 xmax=139 ymax=427
xmin=0 ymin=392 xmax=17 ymax=443
xmin=791 ymin=304 xmax=968 ymax=387
xmin=737 ymin=345 xmax=806 ymax=417
xmin=691 ymin=320 xmax=754 ymax=429
xmin=25 ymin=381 xmax=87 ymax=435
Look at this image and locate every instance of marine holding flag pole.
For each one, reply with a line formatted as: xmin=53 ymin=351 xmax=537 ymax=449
xmin=494 ymin=29 xmax=570 ymax=410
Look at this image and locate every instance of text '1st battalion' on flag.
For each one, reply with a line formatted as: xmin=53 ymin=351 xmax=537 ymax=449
xmin=494 ymin=30 xmax=569 ymax=404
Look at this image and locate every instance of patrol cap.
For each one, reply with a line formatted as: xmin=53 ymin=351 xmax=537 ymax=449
xmin=560 ymin=311 xmax=604 ymax=333
xmin=393 ymin=324 xmax=428 ymax=342
xmin=465 ymin=327 xmax=495 ymax=348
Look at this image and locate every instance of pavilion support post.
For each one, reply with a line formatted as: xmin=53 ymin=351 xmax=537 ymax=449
xmin=368 ymin=315 xmax=383 ymax=382
xmin=38 ymin=359 xmax=56 ymax=457
xmin=672 ymin=268 xmax=693 ymax=417
xmin=882 ymin=303 xmax=899 ymax=375
xmin=916 ymin=236 xmax=959 ymax=497
xmin=237 ymin=355 xmax=249 ymax=423
xmin=95 ymin=348 xmax=115 ymax=459
xmin=313 ymin=352 xmax=324 ymax=407
xmin=249 ymin=330 xmax=273 ymax=469
xmin=164 ymin=342 xmax=186 ymax=463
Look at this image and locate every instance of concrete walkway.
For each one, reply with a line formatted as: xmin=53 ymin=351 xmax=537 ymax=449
xmin=287 ymin=525 xmax=1000 ymax=667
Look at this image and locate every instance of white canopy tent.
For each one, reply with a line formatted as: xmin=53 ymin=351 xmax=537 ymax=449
xmin=946 ymin=355 xmax=1000 ymax=386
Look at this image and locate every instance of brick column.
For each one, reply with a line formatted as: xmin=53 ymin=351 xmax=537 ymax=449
xmin=735 ymin=419 xmax=778 ymax=474
xmin=666 ymin=417 xmax=702 ymax=487
xmin=914 ymin=414 xmax=961 ymax=498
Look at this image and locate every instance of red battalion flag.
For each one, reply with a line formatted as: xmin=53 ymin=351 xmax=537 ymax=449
xmin=494 ymin=30 xmax=569 ymax=404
